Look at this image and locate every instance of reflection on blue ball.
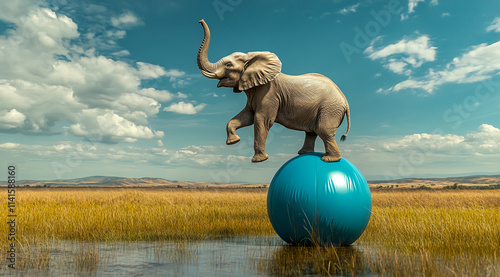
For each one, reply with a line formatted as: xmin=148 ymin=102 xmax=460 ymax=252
xmin=267 ymin=153 xmax=372 ymax=246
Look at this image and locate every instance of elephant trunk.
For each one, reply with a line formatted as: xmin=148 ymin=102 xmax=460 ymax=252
xmin=197 ymin=20 xmax=218 ymax=79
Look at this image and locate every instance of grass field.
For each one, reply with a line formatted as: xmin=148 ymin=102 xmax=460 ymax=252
xmin=1 ymin=188 xmax=499 ymax=275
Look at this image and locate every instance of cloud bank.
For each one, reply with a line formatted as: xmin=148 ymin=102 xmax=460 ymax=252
xmin=0 ymin=2 xmax=193 ymax=143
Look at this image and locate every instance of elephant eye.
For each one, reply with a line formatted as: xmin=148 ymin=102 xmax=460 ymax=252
xmin=225 ymin=62 xmax=233 ymax=67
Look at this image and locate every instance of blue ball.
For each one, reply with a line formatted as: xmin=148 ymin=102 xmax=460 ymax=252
xmin=267 ymin=153 xmax=372 ymax=246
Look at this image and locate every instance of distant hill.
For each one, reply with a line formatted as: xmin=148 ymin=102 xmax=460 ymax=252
xmin=369 ymin=175 xmax=500 ymax=189
xmin=0 ymin=176 xmax=268 ymax=188
xmin=1 ymin=175 xmax=499 ymax=189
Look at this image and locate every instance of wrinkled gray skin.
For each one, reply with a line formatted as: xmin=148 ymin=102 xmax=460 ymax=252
xmin=197 ymin=20 xmax=350 ymax=163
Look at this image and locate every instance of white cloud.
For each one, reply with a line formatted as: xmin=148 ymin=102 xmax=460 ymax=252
xmin=0 ymin=143 xmax=21 ymax=149
xmin=0 ymin=2 xmax=189 ymax=143
xmin=365 ymin=35 xmax=436 ymax=75
xmin=441 ymin=12 xmax=450 ymax=17
xmin=366 ymin=35 xmax=436 ymax=63
xmin=113 ymin=93 xmax=160 ymax=117
xmin=0 ymin=80 xmax=85 ymax=133
xmin=136 ymin=63 xmax=186 ymax=84
xmin=157 ymin=140 xmax=164 ymax=147
xmin=137 ymin=62 xmax=168 ymax=79
xmin=0 ymin=8 xmax=79 ymax=81
xmin=176 ymin=92 xmax=188 ymax=98
xmin=0 ymin=1 xmax=192 ymax=143
xmin=137 ymin=89 xmax=189 ymax=103
xmin=167 ymin=145 xmax=245 ymax=166
xmin=401 ymin=0 xmax=438 ymax=20
xmin=0 ymin=141 xmax=244 ymax=170
xmin=69 ymin=110 xmax=164 ymax=143
xmin=338 ymin=3 xmax=360 ymax=14
xmin=388 ymin=41 xmax=500 ymax=93
xmin=163 ymin=102 xmax=206 ymax=115
xmin=408 ymin=0 xmax=425 ymax=14
xmin=386 ymin=60 xmax=411 ymax=75
xmin=183 ymin=145 xmax=219 ymax=153
xmin=166 ymin=69 xmax=187 ymax=85
xmin=486 ymin=17 xmax=500 ymax=32
xmin=0 ymin=109 xmax=27 ymax=129
xmin=111 ymin=12 xmax=141 ymax=28
xmin=53 ymin=143 xmax=72 ymax=151
xmin=466 ymin=124 xmax=500 ymax=153
xmin=139 ymin=88 xmax=174 ymax=102
xmin=165 ymin=69 xmax=185 ymax=77
xmin=338 ymin=124 xmax=500 ymax=179
xmin=383 ymin=133 xmax=464 ymax=152
xmin=0 ymin=0 xmax=38 ymax=23
xmin=112 ymin=50 xmax=130 ymax=57
xmin=106 ymin=30 xmax=126 ymax=40
xmin=382 ymin=124 xmax=500 ymax=155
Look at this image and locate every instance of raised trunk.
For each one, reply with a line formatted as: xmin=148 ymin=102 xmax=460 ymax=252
xmin=197 ymin=20 xmax=218 ymax=78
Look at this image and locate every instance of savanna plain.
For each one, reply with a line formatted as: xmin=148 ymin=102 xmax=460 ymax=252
xmin=1 ymin=187 xmax=499 ymax=276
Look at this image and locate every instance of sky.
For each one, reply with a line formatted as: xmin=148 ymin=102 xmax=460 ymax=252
xmin=0 ymin=0 xmax=499 ymax=183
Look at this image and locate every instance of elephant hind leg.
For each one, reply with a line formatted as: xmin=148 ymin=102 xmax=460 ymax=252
xmin=298 ymin=132 xmax=317 ymax=154
xmin=317 ymin=128 xmax=341 ymax=162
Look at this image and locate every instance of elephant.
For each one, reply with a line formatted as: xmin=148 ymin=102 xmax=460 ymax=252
xmin=196 ymin=19 xmax=350 ymax=163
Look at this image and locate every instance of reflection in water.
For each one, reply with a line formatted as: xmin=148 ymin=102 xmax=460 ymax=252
xmin=260 ymin=244 xmax=368 ymax=276
xmin=2 ymin=237 xmax=371 ymax=277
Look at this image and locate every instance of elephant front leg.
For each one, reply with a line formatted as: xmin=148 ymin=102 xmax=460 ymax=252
xmin=252 ymin=114 xmax=272 ymax=163
xmin=226 ymin=107 xmax=254 ymax=145
xmin=318 ymin=128 xmax=341 ymax=162
xmin=298 ymin=132 xmax=317 ymax=154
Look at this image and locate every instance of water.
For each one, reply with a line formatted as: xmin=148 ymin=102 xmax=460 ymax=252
xmin=2 ymin=236 xmax=372 ymax=276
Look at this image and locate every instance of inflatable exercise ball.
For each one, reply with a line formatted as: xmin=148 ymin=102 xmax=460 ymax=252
xmin=267 ymin=153 xmax=372 ymax=246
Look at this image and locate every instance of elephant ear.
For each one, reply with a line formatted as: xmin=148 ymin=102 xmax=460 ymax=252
xmin=238 ymin=52 xmax=282 ymax=91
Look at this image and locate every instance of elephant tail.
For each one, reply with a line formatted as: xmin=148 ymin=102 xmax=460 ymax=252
xmin=340 ymin=107 xmax=350 ymax=141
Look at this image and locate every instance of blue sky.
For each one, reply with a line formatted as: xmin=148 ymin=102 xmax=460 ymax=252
xmin=0 ymin=0 xmax=499 ymax=182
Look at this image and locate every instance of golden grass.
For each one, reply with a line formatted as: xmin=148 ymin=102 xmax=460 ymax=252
xmin=1 ymin=188 xmax=273 ymax=243
xmin=1 ymin=188 xmax=499 ymax=275
xmin=359 ymin=190 xmax=499 ymax=276
xmin=363 ymin=191 xmax=500 ymax=256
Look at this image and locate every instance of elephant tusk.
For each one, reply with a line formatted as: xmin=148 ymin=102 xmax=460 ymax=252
xmin=201 ymin=70 xmax=218 ymax=79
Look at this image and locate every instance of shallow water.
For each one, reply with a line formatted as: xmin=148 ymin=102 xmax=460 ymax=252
xmin=1 ymin=236 xmax=373 ymax=276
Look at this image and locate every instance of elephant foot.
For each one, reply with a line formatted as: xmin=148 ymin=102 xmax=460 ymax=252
xmin=298 ymin=148 xmax=314 ymax=155
xmin=226 ymin=135 xmax=241 ymax=145
xmin=252 ymin=153 xmax=269 ymax=163
xmin=321 ymin=154 xmax=341 ymax=162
